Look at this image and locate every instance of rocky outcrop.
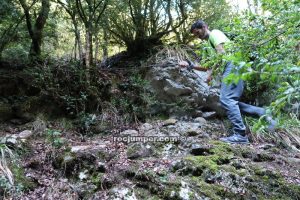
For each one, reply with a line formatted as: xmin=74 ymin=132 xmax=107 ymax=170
xmin=145 ymin=57 xmax=224 ymax=117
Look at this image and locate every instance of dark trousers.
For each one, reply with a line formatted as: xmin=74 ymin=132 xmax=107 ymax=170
xmin=220 ymin=62 xmax=266 ymax=135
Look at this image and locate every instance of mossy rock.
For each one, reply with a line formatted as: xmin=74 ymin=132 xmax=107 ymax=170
xmin=123 ymin=162 xmax=140 ymax=178
xmin=191 ymin=176 xmax=238 ymax=200
xmin=134 ymin=187 xmax=162 ymax=200
xmin=184 ymin=141 xmax=234 ymax=174
xmin=245 ymin=165 xmax=300 ymax=199
xmin=127 ymin=143 xmax=154 ymax=159
xmin=252 ymin=152 xmax=275 ymax=162
xmin=252 ymin=166 xmax=280 ymax=178
xmin=245 ymin=179 xmax=300 ymax=199
xmin=220 ymin=164 xmax=248 ymax=177
xmin=53 ymin=149 xmax=98 ymax=178
xmin=157 ymin=179 xmax=182 ymax=199
xmin=231 ymin=146 xmax=254 ymax=159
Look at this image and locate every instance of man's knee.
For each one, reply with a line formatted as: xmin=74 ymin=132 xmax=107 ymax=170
xmin=220 ymin=95 xmax=231 ymax=109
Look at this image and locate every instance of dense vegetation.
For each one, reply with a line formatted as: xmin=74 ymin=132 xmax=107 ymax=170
xmin=1 ymin=0 xmax=298 ymax=117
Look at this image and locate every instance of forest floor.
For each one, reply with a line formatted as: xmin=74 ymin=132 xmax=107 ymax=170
xmin=1 ymin=116 xmax=300 ymax=200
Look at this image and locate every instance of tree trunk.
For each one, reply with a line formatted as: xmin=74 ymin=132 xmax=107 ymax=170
xmin=88 ymin=30 xmax=93 ymax=65
xmin=94 ymin=35 xmax=99 ymax=64
xmin=29 ymin=34 xmax=42 ymax=57
xmin=77 ymin=33 xmax=83 ymax=61
xmin=74 ymin=38 xmax=77 ymax=60
xmin=19 ymin=0 xmax=50 ymax=61
xmin=85 ymin=30 xmax=91 ymax=69
xmin=102 ymin=28 xmax=108 ymax=60
xmin=72 ymin=17 xmax=83 ymax=61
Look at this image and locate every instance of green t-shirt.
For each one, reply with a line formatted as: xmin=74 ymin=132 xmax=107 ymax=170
xmin=208 ymin=29 xmax=230 ymax=48
xmin=206 ymin=30 xmax=232 ymax=75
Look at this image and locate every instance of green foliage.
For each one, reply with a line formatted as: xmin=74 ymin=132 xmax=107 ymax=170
xmin=0 ymin=0 xmax=27 ymax=61
xmin=2 ymin=43 xmax=29 ymax=64
xmin=111 ymin=73 xmax=156 ymax=123
xmin=25 ymin=60 xmax=111 ymax=116
xmin=77 ymin=113 xmax=97 ymax=134
xmin=106 ymin=0 xmax=188 ymax=53
xmin=25 ymin=59 xmax=155 ymax=126
xmin=174 ymin=0 xmax=231 ymax=44
xmin=195 ymin=0 xmax=299 ymax=118
xmin=227 ymin=0 xmax=299 ymax=117
xmin=46 ymin=129 xmax=65 ymax=148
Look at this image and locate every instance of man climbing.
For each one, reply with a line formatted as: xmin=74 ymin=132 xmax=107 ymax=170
xmin=179 ymin=20 xmax=276 ymax=144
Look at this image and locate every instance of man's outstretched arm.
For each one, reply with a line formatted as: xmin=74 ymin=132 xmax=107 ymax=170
xmin=178 ymin=60 xmax=208 ymax=72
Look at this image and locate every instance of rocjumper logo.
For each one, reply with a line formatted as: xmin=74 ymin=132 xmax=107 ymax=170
xmin=112 ymin=135 xmax=187 ymax=143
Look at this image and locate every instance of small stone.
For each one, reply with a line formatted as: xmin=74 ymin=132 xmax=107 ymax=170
xmin=18 ymin=130 xmax=33 ymax=139
xmin=71 ymin=145 xmax=91 ymax=153
xmin=231 ymin=159 xmax=246 ymax=169
xmin=120 ymin=129 xmax=138 ymax=136
xmin=179 ymin=181 xmax=191 ymax=200
xmin=163 ymin=118 xmax=177 ymax=126
xmin=202 ymin=112 xmax=217 ymax=119
xmin=192 ymin=110 xmax=203 ymax=118
xmin=185 ymin=124 xmax=202 ymax=136
xmin=127 ymin=143 xmax=153 ymax=159
xmin=199 ymin=133 xmax=210 ymax=139
xmin=203 ymin=170 xmax=216 ymax=184
xmin=108 ymin=187 xmax=138 ymax=200
xmin=5 ymin=137 xmax=18 ymax=145
xmin=70 ymin=144 xmax=106 ymax=153
xmin=32 ymin=118 xmax=47 ymax=135
xmin=139 ymin=123 xmax=153 ymax=132
xmin=73 ymin=182 xmax=96 ymax=199
xmin=144 ymin=129 xmax=160 ymax=137
xmin=190 ymin=144 xmax=212 ymax=155
xmin=258 ymin=143 xmax=275 ymax=150
xmin=79 ymin=170 xmax=88 ymax=180
xmin=285 ymin=157 xmax=300 ymax=165
xmin=63 ymin=155 xmax=75 ymax=163
xmin=194 ymin=117 xmax=207 ymax=124
xmin=170 ymin=160 xmax=185 ymax=172
xmin=170 ymin=191 xmax=176 ymax=198
xmin=97 ymin=161 xmax=106 ymax=172
xmin=252 ymin=152 xmax=275 ymax=162
xmin=186 ymin=129 xmax=198 ymax=136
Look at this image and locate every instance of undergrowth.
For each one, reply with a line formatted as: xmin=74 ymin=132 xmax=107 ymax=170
xmin=245 ymin=113 xmax=300 ymax=150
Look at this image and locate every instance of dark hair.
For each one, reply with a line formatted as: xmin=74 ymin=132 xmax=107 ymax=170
xmin=190 ymin=20 xmax=207 ymax=33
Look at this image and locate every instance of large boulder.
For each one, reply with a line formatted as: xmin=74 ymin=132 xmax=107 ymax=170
xmin=145 ymin=55 xmax=224 ymax=117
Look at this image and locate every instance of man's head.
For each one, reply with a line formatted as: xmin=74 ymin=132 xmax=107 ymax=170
xmin=190 ymin=20 xmax=209 ymax=40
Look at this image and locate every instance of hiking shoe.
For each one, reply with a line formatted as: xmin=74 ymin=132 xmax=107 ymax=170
xmin=220 ymin=134 xmax=250 ymax=144
xmin=266 ymin=116 xmax=277 ymax=132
